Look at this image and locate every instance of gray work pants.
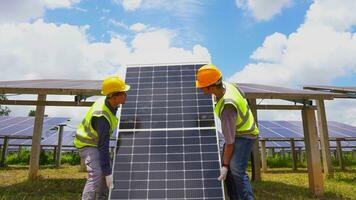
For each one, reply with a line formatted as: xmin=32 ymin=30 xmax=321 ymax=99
xmin=79 ymin=147 xmax=108 ymax=200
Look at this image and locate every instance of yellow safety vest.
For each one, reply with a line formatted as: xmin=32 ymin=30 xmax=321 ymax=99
xmin=214 ymin=82 xmax=259 ymax=136
xmin=74 ymin=97 xmax=118 ymax=148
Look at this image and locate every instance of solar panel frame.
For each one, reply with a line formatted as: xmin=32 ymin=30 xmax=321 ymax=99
xmin=110 ymin=64 xmax=224 ymax=200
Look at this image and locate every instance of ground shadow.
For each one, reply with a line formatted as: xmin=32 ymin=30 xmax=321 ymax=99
xmin=263 ymin=168 xmax=308 ymax=174
xmin=0 ymin=165 xmax=28 ymax=171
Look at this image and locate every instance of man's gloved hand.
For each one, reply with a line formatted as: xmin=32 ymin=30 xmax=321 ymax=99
xmin=218 ymin=166 xmax=228 ymax=181
xmin=105 ymin=174 xmax=114 ymax=190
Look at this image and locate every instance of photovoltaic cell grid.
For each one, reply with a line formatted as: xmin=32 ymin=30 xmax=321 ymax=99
xmin=259 ymin=120 xmax=356 ymax=139
xmin=0 ymin=116 xmax=69 ymax=138
xmin=259 ymin=120 xmax=356 ymax=148
xmin=111 ymin=65 xmax=223 ymax=200
xmin=112 ymin=129 xmax=222 ymax=199
xmin=119 ymin=65 xmax=215 ymax=129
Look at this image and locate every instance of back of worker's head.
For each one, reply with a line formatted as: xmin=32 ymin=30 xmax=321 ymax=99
xmin=196 ymin=64 xmax=223 ymax=89
xmin=101 ymin=76 xmax=130 ymax=98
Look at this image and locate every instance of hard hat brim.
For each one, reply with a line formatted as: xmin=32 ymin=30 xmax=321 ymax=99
xmin=123 ymin=84 xmax=130 ymax=92
xmin=101 ymin=84 xmax=130 ymax=95
xmin=196 ymin=81 xmax=204 ymax=88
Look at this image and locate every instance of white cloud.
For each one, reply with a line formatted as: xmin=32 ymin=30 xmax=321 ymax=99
xmin=129 ymin=29 xmax=210 ymax=64
xmin=0 ymin=0 xmax=81 ymax=23
xmin=235 ymin=0 xmax=293 ymax=21
xmin=230 ymin=0 xmax=356 ymax=125
xmin=230 ymin=18 xmax=356 ymax=86
xmin=250 ymin=32 xmax=288 ymax=62
xmin=0 ymin=19 xmax=210 ymax=123
xmin=130 ymin=23 xmax=147 ymax=32
xmin=305 ymin=0 xmax=356 ymax=31
xmin=116 ymin=0 xmax=143 ymax=11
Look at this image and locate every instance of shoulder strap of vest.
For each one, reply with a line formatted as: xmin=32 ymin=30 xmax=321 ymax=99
xmin=231 ymin=83 xmax=246 ymax=98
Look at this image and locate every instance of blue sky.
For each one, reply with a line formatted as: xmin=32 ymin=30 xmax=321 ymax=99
xmin=1 ymin=0 xmax=356 ymax=125
xmin=42 ymin=0 xmax=311 ymax=77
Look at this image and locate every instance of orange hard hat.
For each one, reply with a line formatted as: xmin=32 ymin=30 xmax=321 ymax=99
xmin=196 ymin=64 xmax=222 ymax=88
xmin=101 ymin=76 xmax=130 ymax=96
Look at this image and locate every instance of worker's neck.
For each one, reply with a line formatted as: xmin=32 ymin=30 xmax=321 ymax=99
xmin=107 ymin=98 xmax=117 ymax=109
xmin=214 ymin=87 xmax=225 ymax=99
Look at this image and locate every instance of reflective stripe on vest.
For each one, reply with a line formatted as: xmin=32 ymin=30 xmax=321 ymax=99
xmin=214 ymin=82 xmax=259 ymax=136
xmin=74 ymin=97 xmax=118 ymax=148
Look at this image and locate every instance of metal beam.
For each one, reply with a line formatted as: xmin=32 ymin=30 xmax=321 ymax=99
xmin=245 ymin=93 xmax=334 ymax=100
xmin=0 ymin=135 xmax=32 ymax=139
xmin=284 ymin=99 xmax=313 ymax=106
xmin=252 ymin=104 xmax=317 ymax=110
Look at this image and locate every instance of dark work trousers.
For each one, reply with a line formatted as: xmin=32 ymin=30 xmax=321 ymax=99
xmin=223 ymin=137 xmax=255 ymax=200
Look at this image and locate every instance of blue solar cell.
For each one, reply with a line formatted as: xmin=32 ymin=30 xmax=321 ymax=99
xmin=112 ymin=129 xmax=222 ymax=200
xmin=0 ymin=116 xmax=69 ymax=138
xmin=259 ymin=120 xmax=280 ymax=128
xmin=119 ymin=66 xmax=215 ymax=130
xmin=259 ymin=121 xmax=356 ymax=144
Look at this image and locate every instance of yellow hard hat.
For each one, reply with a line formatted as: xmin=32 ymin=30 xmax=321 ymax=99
xmin=196 ymin=64 xmax=222 ymax=88
xmin=101 ymin=76 xmax=130 ymax=96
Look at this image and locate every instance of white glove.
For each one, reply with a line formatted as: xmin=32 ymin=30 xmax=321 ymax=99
xmin=218 ymin=166 xmax=228 ymax=181
xmin=105 ymin=174 xmax=114 ymax=190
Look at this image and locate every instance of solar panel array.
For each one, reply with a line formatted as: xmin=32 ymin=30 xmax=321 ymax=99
xmin=111 ymin=64 xmax=224 ymax=200
xmin=259 ymin=120 xmax=356 ymax=148
xmin=0 ymin=116 xmax=69 ymax=139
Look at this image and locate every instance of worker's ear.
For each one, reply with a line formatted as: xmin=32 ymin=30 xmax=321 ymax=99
xmin=208 ymin=85 xmax=217 ymax=92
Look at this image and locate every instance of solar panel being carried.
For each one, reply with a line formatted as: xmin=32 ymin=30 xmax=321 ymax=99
xmin=110 ymin=64 xmax=224 ymax=200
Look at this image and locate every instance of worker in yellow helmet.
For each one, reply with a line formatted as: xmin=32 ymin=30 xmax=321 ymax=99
xmin=196 ymin=64 xmax=259 ymax=200
xmin=74 ymin=76 xmax=130 ymax=199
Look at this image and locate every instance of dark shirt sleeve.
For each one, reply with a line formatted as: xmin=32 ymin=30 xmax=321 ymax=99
xmin=92 ymin=116 xmax=112 ymax=176
xmin=221 ymin=104 xmax=237 ymax=144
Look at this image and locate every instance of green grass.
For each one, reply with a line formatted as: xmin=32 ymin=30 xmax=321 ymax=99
xmin=0 ymin=165 xmax=355 ymax=200
xmin=252 ymin=167 xmax=356 ymax=200
xmin=0 ymin=165 xmax=86 ymax=200
xmin=5 ymin=150 xmax=81 ymax=166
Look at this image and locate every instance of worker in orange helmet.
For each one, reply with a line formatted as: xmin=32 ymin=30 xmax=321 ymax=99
xmin=196 ymin=64 xmax=259 ymax=200
xmin=74 ymin=76 xmax=130 ymax=199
